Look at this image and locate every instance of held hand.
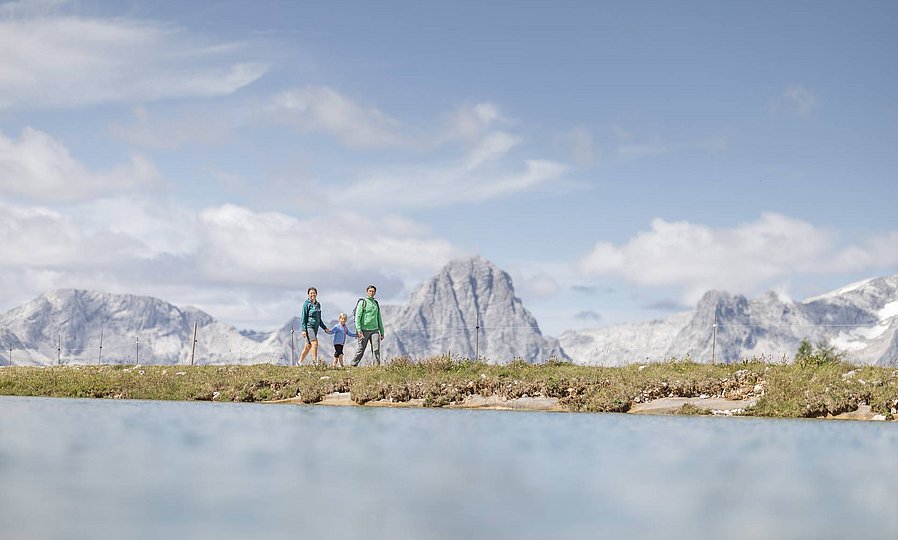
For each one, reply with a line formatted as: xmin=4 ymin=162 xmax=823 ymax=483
xmin=301 ymin=331 xmax=307 ymax=337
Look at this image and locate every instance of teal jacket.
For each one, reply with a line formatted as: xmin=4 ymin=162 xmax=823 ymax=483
xmin=355 ymin=297 xmax=384 ymax=334
xmin=301 ymin=299 xmax=328 ymax=332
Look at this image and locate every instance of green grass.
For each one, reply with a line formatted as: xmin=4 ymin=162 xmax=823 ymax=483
xmin=2 ymin=357 xmax=897 ymax=419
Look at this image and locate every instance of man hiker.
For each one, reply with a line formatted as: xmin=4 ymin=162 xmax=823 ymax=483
xmin=351 ymin=285 xmax=385 ymax=366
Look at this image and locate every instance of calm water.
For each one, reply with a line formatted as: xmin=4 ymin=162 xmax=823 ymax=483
xmin=1 ymin=396 xmax=896 ymax=540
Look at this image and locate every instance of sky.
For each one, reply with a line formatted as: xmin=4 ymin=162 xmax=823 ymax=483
xmin=0 ymin=0 xmax=896 ymax=336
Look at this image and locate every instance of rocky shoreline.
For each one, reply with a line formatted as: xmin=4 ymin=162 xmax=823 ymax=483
xmin=270 ymin=390 xmax=895 ymax=421
xmin=4 ymin=361 xmax=898 ymax=421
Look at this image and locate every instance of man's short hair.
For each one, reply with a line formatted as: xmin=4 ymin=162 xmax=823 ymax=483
xmin=308 ymin=287 xmax=317 ymax=294
xmin=366 ymin=285 xmax=377 ymax=293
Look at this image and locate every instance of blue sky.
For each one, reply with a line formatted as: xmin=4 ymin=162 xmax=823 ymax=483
xmin=1 ymin=0 xmax=896 ymax=335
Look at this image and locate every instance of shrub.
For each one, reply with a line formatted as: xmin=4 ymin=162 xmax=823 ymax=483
xmin=794 ymin=339 xmax=845 ymax=367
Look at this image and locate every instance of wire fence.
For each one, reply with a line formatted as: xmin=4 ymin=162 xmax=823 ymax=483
xmin=1 ymin=316 xmax=894 ymax=367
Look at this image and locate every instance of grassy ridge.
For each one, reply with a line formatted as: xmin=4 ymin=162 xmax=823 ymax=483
xmin=2 ymin=358 xmax=897 ymax=418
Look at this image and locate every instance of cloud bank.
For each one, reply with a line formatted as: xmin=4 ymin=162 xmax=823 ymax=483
xmin=579 ymin=213 xmax=898 ymax=303
xmin=0 ymin=7 xmax=267 ymax=108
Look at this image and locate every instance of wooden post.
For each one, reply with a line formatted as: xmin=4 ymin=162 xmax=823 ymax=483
xmin=475 ymin=313 xmax=480 ymax=361
xmin=190 ymin=322 xmax=198 ymax=366
xmin=98 ymin=328 xmax=104 ymax=365
xmin=290 ymin=326 xmax=296 ymax=367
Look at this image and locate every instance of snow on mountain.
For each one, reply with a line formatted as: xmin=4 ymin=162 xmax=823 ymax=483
xmin=0 ymin=289 xmax=278 ymax=365
xmin=561 ymin=275 xmax=898 ymax=366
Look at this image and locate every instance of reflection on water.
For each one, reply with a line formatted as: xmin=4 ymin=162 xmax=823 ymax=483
xmin=1 ymin=396 xmax=897 ymax=539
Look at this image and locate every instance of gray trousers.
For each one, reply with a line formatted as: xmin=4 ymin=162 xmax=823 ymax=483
xmin=351 ymin=330 xmax=381 ymax=366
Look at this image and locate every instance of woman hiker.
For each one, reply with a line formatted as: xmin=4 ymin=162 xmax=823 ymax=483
xmin=299 ymin=287 xmax=329 ymax=366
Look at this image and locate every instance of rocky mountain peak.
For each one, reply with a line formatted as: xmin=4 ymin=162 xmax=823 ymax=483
xmin=386 ymin=256 xmax=566 ymax=363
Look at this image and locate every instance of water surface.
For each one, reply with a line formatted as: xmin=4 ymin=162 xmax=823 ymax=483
xmin=1 ymin=396 xmax=896 ymax=539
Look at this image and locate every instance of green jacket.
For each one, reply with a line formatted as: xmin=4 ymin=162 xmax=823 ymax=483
xmin=355 ymin=297 xmax=384 ymax=334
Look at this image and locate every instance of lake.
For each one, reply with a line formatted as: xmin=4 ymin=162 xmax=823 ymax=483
xmin=1 ymin=396 xmax=896 ymax=539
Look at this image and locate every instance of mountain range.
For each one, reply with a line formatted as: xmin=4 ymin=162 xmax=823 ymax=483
xmin=0 ymin=257 xmax=564 ymax=366
xmin=560 ymin=276 xmax=898 ymax=366
xmin=0 ymin=257 xmax=896 ymax=366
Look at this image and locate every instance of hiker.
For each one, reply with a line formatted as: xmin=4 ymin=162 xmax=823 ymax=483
xmin=351 ymin=285 xmax=385 ymax=366
xmin=325 ymin=312 xmax=357 ymax=368
xmin=299 ymin=287 xmax=329 ymax=365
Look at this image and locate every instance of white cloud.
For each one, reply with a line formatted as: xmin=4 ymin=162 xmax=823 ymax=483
xmin=441 ymin=102 xmax=502 ymax=143
xmin=270 ymin=86 xmax=407 ymax=148
xmin=195 ymin=204 xmax=459 ymax=286
xmin=0 ymin=127 xmax=162 ymax=202
xmin=777 ymin=84 xmax=820 ymax=117
xmin=109 ymin=105 xmax=233 ymax=149
xmin=617 ymin=135 xmax=728 ymax=161
xmin=461 ymin=131 xmax=521 ymax=170
xmin=341 ymin=157 xmax=566 ymax=209
xmin=578 ymin=213 xmax=878 ymax=304
xmin=0 ymin=203 xmax=145 ymax=267
xmin=518 ymin=273 xmax=561 ymax=299
xmin=0 ymin=197 xmax=464 ymax=327
xmin=0 ymin=8 xmax=267 ymax=108
xmin=262 ymin=93 xmax=565 ymax=208
xmin=570 ymin=126 xmax=597 ymax=167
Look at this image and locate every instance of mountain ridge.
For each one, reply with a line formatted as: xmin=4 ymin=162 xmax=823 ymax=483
xmin=560 ymin=275 xmax=898 ymax=366
xmin=2 ymin=267 xmax=896 ymax=366
xmin=0 ymin=257 xmax=565 ymax=365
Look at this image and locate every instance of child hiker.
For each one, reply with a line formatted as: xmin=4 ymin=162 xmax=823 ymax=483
xmin=325 ymin=313 xmax=357 ymax=368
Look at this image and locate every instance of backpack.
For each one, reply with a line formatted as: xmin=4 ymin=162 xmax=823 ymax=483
xmin=356 ymin=297 xmax=379 ymax=319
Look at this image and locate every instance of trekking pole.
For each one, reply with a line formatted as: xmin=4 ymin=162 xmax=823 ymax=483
xmin=291 ymin=326 xmax=296 ymax=367
xmin=98 ymin=327 xmax=104 ymax=364
xmin=711 ymin=313 xmax=718 ymax=364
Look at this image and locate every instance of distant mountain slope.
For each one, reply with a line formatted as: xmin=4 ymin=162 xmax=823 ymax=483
xmin=0 ymin=289 xmax=277 ymax=365
xmin=382 ymin=257 xmax=568 ymax=364
xmin=560 ymin=276 xmax=898 ymax=366
xmin=0 ymin=258 xmax=565 ymax=365
xmin=4 ymin=271 xmax=895 ymax=367
xmin=264 ymin=257 xmax=568 ymax=364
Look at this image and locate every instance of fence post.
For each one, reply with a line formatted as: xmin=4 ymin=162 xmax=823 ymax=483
xmin=190 ymin=322 xmax=198 ymax=366
xmin=475 ymin=313 xmax=480 ymax=361
xmin=291 ymin=326 xmax=296 ymax=367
